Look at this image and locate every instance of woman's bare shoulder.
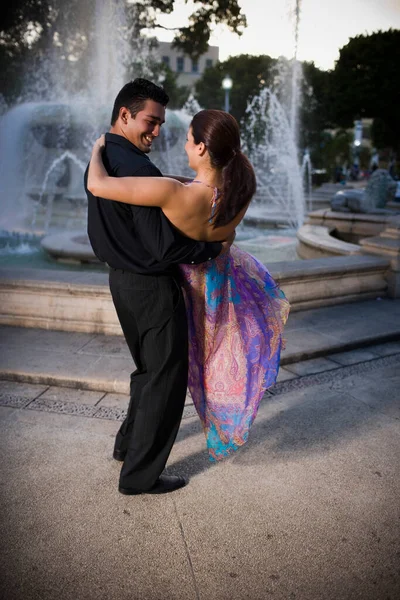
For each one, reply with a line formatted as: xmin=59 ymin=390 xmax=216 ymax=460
xmin=180 ymin=181 xmax=214 ymax=210
xmin=161 ymin=180 xmax=215 ymax=236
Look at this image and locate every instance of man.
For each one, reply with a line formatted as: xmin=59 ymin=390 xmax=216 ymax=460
xmin=84 ymin=79 xmax=226 ymax=495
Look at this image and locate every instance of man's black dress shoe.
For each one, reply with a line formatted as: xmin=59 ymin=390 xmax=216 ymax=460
xmin=113 ymin=449 xmax=126 ymax=462
xmin=119 ymin=474 xmax=187 ymax=495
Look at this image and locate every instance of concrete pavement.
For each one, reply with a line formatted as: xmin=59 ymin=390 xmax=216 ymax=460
xmin=0 ymin=297 xmax=399 ymax=599
xmin=0 ymin=350 xmax=399 ymax=600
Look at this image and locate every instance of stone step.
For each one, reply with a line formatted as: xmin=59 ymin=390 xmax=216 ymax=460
xmin=1 ymin=298 xmax=399 ymax=394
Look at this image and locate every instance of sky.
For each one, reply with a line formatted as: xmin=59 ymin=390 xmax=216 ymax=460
xmin=152 ymin=0 xmax=400 ymax=71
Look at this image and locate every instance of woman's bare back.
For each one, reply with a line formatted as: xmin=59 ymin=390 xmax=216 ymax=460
xmin=161 ymin=180 xmax=248 ymax=242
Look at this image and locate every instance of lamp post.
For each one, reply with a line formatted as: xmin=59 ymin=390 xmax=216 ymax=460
xmin=222 ymin=75 xmax=233 ymax=113
xmin=352 ymin=119 xmax=363 ymax=180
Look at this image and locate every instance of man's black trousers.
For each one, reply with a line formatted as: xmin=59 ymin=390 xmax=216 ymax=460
xmin=109 ymin=268 xmax=188 ymax=491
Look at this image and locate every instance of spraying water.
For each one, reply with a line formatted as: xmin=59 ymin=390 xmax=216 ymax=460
xmin=241 ymin=0 xmax=307 ymax=229
xmin=243 ymin=87 xmax=304 ymax=229
xmin=0 ymin=0 xmax=155 ymax=235
xmin=0 ymin=0 xmax=308 ymax=247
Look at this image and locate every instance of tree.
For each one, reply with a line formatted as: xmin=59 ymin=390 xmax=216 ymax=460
xmin=0 ymin=0 xmax=247 ymax=101
xmin=159 ymin=67 xmax=190 ymax=109
xmin=331 ymin=29 xmax=400 ymax=153
xmin=0 ymin=1 xmax=101 ymax=99
xmin=300 ymin=61 xmax=333 ymax=151
xmin=165 ymin=0 xmax=246 ymax=58
xmin=0 ymin=1 xmax=246 ymax=52
xmin=194 ymin=54 xmax=275 ymax=123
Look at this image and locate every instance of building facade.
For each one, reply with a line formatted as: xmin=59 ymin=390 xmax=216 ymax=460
xmin=157 ymin=41 xmax=219 ymax=88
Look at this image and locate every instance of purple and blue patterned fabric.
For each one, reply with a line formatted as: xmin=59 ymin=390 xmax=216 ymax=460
xmin=180 ymin=245 xmax=290 ymax=461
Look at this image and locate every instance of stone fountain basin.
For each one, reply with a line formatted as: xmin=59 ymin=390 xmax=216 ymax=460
xmin=41 ymin=231 xmax=99 ymax=263
xmin=297 ymin=209 xmax=400 ymax=259
xmin=297 ymin=224 xmax=360 ymax=259
xmin=41 ymin=229 xmax=298 ymax=265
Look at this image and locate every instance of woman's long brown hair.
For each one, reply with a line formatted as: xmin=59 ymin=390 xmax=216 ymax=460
xmin=190 ymin=109 xmax=257 ymax=227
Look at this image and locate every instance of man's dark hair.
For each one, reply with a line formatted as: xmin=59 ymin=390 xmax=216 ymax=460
xmin=111 ymin=78 xmax=169 ymax=125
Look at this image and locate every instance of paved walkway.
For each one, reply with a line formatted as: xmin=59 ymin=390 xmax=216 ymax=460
xmin=0 ymin=298 xmax=399 ymax=599
xmin=1 ymin=350 xmax=399 ymax=600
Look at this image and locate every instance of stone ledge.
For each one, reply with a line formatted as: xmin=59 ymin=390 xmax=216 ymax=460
xmin=306 ymin=210 xmax=396 ymax=243
xmin=41 ymin=231 xmax=98 ymax=263
xmin=297 ymin=224 xmax=360 ymax=258
xmin=0 ymin=254 xmax=391 ymax=334
xmin=308 ymin=209 xmax=396 ymax=224
xmin=274 ymin=255 xmax=389 ymax=309
xmin=270 ymin=254 xmax=390 ymax=279
xmin=0 ymin=270 xmax=120 ymax=335
xmin=360 ymin=236 xmax=400 ymax=254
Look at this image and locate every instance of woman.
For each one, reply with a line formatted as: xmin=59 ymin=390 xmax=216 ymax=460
xmin=88 ymin=109 xmax=290 ymax=460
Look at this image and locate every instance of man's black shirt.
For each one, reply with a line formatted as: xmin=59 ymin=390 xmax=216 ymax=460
xmin=85 ymin=133 xmax=222 ymax=275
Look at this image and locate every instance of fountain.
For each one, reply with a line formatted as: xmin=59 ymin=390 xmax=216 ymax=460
xmin=0 ymin=0 xmax=159 ymax=233
xmin=0 ymin=0 xmax=398 ymax=340
xmin=241 ymin=0 xmax=306 ymax=230
xmin=0 ymin=0 xmax=307 ymax=266
xmin=0 ymin=0 xmax=131 ymax=241
xmin=242 ymin=85 xmax=305 ymax=229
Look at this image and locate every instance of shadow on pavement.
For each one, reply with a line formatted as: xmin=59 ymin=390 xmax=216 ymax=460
xmin=169 ymin=362 xmax=400 ymax=478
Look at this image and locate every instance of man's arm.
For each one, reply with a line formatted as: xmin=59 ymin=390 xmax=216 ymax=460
xmin=115 ymin=162 xmax=223 ymax=264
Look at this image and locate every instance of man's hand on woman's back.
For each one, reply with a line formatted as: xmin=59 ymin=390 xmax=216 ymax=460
xmin=220 ymin=230 xmax=236 ymax=255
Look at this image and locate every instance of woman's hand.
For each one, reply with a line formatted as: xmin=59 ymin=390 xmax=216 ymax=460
xmin=92 ymin=134 xmax=106 ymax=155
xmin=88 ymin=135 xmax=107 ymax=195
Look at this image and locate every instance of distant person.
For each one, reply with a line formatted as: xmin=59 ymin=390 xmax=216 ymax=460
xmin=88 ymin=108 xmax=290 ymax=463
xmin=84 ymin=79 xmax=230 ymax=496
xmin=334 ymin=165 xmax=343 ymax=183
xmin=388 ymin=158 xmax=396 ymax=179
xmin=350 ymin=163 xmax=360 ymax=181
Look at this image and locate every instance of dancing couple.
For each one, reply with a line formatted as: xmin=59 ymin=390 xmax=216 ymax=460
xmin=85 ymin=78 xmax=289 ymax=496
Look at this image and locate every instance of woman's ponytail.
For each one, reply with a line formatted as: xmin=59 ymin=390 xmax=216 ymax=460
xmin=191 ymin=109 xmax=257 ymax=227
xmin=213 ymin=150 xmax=256 ymax=227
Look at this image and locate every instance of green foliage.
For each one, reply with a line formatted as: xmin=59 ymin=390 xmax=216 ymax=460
xmin=330 ymin=130 xmax=353 ymax=165
xmin=170 ymin=0 xmax=246 ymax=59
xmin=194 ymin=54 xmax=275 ymax=123
xmin=300 ymin=61 xmax=333 ymax=150
xmin=0 ymin=0 xmax=100 ymax=100
xmin=371 ymin=117 xmax=392 ymax=151
xmin=306 ymin=29 xmax=400 ymax=173
xmin=0 ymin=0 xmax=246 ymax=103
xmin=309 ymin=129 xmax=354 ymax=175
xmin=193 ymin=54 xmax=333 ymax=161
xmin=160 ymin=67 xmax=190 ymax=109
xmin=2 ymin=3 xmax=398 ymax=165
xmin=331 ymin=29 xmax=400 ymax=152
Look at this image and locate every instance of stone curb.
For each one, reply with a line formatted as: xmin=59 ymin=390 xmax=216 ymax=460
xmin=1 ymin=353 xmax=399 ymax=423
xmin=0 ymin=370 xmax=129 ymax=394
xmin=1 ymin=331 xmax=399 ymax=394
xmin=280 ymin=330 xmax=400 ymax=365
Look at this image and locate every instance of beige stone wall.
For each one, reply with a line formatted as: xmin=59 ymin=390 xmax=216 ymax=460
xmin=157 ymin=41 xmax=219 ymax=90
xmin=0 ymin=254 xmax=390 ymax=335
